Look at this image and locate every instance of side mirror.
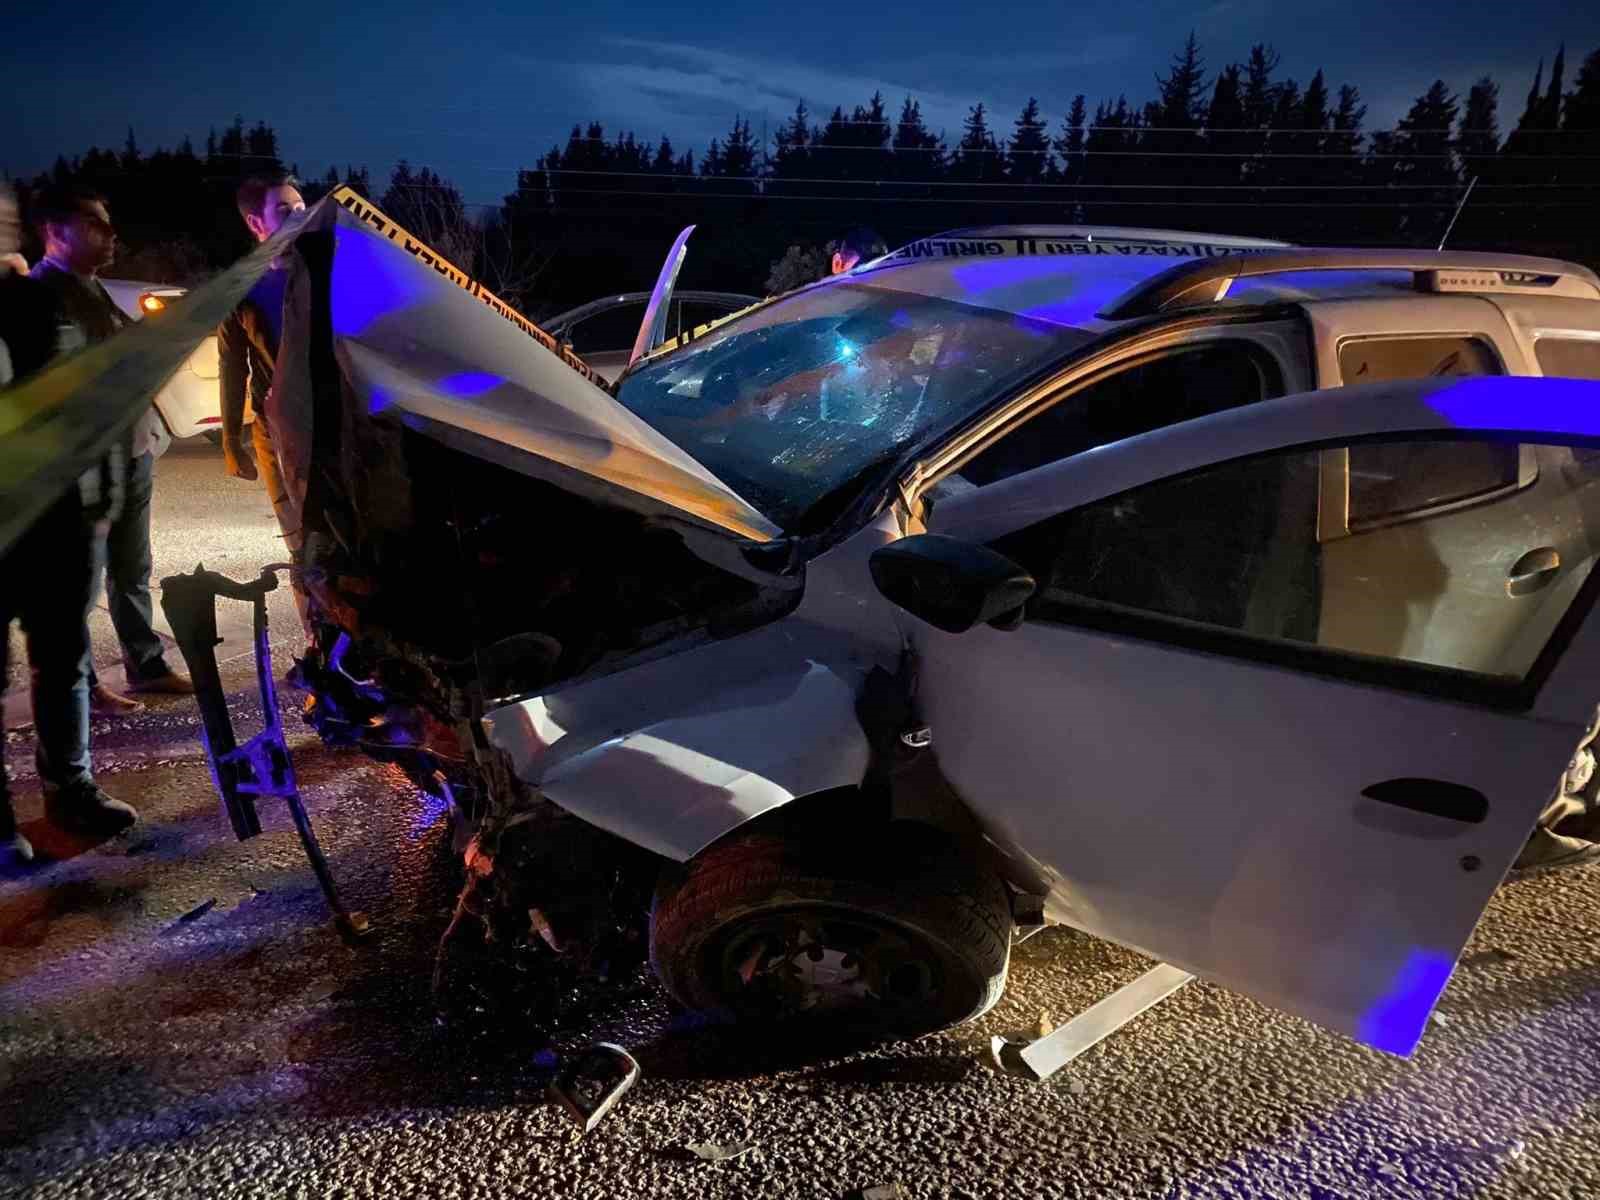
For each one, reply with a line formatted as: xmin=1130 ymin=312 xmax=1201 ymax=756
xmin=870 ymin=534 xmax=1035 ymax=634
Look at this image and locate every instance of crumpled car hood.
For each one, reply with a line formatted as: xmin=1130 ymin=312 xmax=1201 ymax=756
xmin=275 ymin=191 xmax=780 ymax=543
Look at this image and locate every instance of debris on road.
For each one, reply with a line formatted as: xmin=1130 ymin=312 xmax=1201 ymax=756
xmin=683 ymin=1140 xmax=758 ymax=1163
xmin=547 ymin=1042 xmax=640 ymax=1134
xmin=1462 ymin=947 xmax=1518 ymax=968
xmin=857 ymin=1185 xmax=910 ymax=1200
xmin=176 ymin=897 xmax=218 ymax=924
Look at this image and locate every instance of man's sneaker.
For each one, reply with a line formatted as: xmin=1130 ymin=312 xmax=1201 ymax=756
xmin=90 ymin=682 xmax=145 ymax=716
xmin=2 ymin=829 xmax=34 ymax=864
xmin=46 ymin=784 xmax=138 ymax=837
xmin=0 ymin=803 xmax=33 ymax=864
xmin=126 ymin=669 xmax=195 ymax=697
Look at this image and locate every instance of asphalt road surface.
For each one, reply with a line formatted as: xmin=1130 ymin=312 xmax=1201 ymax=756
xmin=5 ymin=442 xmax=1600 ymax=1199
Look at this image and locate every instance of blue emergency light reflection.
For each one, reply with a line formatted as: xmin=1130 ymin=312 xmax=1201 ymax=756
xmin=1356 ymin=949 xmax=1455 ymax=1055
xmin=437 ymin=371 xmax=502 ymax=397
xmin=330 ymin=227 xmax=431 ymax=337
xmin=1429 ymin=375 xmax=1600 ymax=437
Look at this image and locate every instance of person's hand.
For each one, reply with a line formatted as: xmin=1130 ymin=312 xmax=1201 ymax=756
xmin=223 ymin=435 xmax=258 ymax=481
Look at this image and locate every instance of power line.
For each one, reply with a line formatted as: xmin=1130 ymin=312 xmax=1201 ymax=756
xmin=466 ymin=169 xmax=1600 ymax=192
xmin=440 ymin=184 xmax=1598 ymax=210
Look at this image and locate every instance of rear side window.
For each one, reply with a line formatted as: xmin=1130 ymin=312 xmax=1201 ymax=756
xmin=1347 ymin=441 xmax=1523 ymax=528
xmin=1338 ymin=336 xmax=1501 ymax=383
xmin=957 ymin=342 xmax=1280 ymax=488
xmin=566 ymin=302 xmax=646 ymax=354
xmin=1535 ymin=338 xmax=1600 ymax=380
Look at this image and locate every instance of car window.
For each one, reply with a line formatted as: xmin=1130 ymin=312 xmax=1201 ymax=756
xmin=1337 ymin=335 xmax=1501 ymax=383
xmin=1535 ymin=338 xmax=1600 ymax=380
xmin=1334 ymin=336 xmax=1512 ymax=526
xmin=676 ymin=299 xmax=751 ymax=341
xmin=616 ymin=283 xmax=1089 ymax=531
xmin=992 ymin=436 xmax=1600 ymax=686
xmin=1346 ymin=441 xmax=1523 ymax=528
xmin=956 ymin=342 xmax=1282 ymax=488
xmin=567 ymin=302 xmax=647 ymax=355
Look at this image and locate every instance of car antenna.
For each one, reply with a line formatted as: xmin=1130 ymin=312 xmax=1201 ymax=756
xmin=1437 ymin=176 xmax=1479 ymax=251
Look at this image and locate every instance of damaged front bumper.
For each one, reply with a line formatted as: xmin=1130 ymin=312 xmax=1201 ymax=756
xmin=159 ymin=563 xmax=371 ymax=941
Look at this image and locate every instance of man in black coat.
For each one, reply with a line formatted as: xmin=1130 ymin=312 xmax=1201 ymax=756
xmin=0 ymin=184 xmax=137 ymax=864
xmin=29 ymin=185 xmax=193 ymax=715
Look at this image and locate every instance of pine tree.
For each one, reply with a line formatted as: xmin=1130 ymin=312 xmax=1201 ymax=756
xmin=719 ymin=115 xmax=759 ymax=187
xmin=652 ymin=136 xmax=677 ymax=174
xmin=121 ymin=127 xmax=140 ymax=171
xmin=951 ymin=102 xmax=1003 ymax=182
xmin=701 ymin=138 xmax=725 ymax=177
xmin=893 ymin=96 xmax=944 ymax=182
xmin=1051 ymin=95 xmax=1088 ymax=185
xmin=1457 ymin=77 xmax=1500 ymax=170
xmin=1156 ymin=32 xmax=1208 ymax=128
xmin=773 ymin=102 xmax=811 ymax=179
xmin=1008 ymin=97 xmax=1051 ymax=183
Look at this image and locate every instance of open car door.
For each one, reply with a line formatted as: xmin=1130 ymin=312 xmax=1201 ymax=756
xmin=906 ymin=375 xmax=1600 ymax=1054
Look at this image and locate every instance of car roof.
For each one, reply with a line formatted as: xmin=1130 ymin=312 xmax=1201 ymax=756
xmin=848 ymin=226 xmax=1297 ymax=335
xmin=849 ymin=226 xmax=1600 ymax=336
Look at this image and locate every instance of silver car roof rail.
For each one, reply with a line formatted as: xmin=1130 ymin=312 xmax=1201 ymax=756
xmin=1098 ymin=249 xmax=1600 ymax=320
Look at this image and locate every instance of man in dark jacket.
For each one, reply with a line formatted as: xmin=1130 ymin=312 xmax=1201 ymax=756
xmin=219 ymin=172 xmax=308 ymax=628
xmin=30 ymin=185 xmax=193 ymax=713
xmin=1 ymin=183 xmax=137 ymax=862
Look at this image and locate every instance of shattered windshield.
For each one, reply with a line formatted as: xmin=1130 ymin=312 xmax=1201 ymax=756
xmin=614 ymin=282 xmax=1084 ymax=531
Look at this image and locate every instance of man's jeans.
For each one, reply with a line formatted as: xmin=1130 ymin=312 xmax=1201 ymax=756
xmin=1 ymin=493 xmax=97 ymax=803
xmin=89 ymin=451 xmax=170 ymax=685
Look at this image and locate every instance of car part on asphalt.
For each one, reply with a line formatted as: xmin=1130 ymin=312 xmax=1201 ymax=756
xmin=649 ymin=828 xmax=1011 ymax=1033
xmin=547 ymin=1042 xmax=640 ymax=1134
xmin=159 ymin=563 xmax=371 ymax=942
xmin=681 ymin=1140 xmax=758 ymax=1163
xmin=988 ymin=963 xmax=1195 ymax=1083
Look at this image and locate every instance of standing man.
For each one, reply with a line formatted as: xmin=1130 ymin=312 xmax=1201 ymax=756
xmin=2 ymin=183 xmax=138 ymax=861
xmin=30 ymin=186 xmax=193 ymax=713
xmin=830 ymin=227 xmax=887 ymax=276
xmin=219 ymin=173 xmax=308 ymax=628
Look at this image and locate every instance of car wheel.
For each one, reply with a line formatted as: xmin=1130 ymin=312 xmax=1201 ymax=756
xmin=650 ymin=825 xmax=1012 ymax=1033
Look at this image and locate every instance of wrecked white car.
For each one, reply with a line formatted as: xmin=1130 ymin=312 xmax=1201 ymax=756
xmin=33 ymin=190 xmax=1600 ymax=1058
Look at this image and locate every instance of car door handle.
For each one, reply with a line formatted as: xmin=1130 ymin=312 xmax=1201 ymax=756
xmin=1507 ymin=547 xmax=1561 ymax=597
xmin=1361 ymin=778 xmax=1488 ymax=824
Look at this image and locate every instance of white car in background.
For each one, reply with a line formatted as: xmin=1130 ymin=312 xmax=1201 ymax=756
xmin=101 ymin=279 xmax=225 ymax=443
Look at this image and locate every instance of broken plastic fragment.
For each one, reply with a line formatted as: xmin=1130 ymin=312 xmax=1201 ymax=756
xmin=529 ymin=908 xmax=563 ymax=953
xmin=684 ymin=1140 xmax=757 ymax=1163
xmin=860 ymin=1186 xmax=909 ymax=1200
xmin=548 ymin=1042 xmax=640 ymax=1135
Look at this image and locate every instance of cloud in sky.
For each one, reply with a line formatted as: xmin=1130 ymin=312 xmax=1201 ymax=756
xmin=519 ymin=34 xmax=1140 ymax=152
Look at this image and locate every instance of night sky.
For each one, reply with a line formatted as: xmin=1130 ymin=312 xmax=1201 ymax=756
xmin=5 ymin=0 xmax=1598 ymax=207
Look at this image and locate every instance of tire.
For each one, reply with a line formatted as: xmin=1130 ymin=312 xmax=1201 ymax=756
xmin=650 ymin=824 xmax=1012 ymax=1034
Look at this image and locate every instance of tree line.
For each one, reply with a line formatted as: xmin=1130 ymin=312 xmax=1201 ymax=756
xmin=15 ymin=38 xmax=1600 ymax=311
